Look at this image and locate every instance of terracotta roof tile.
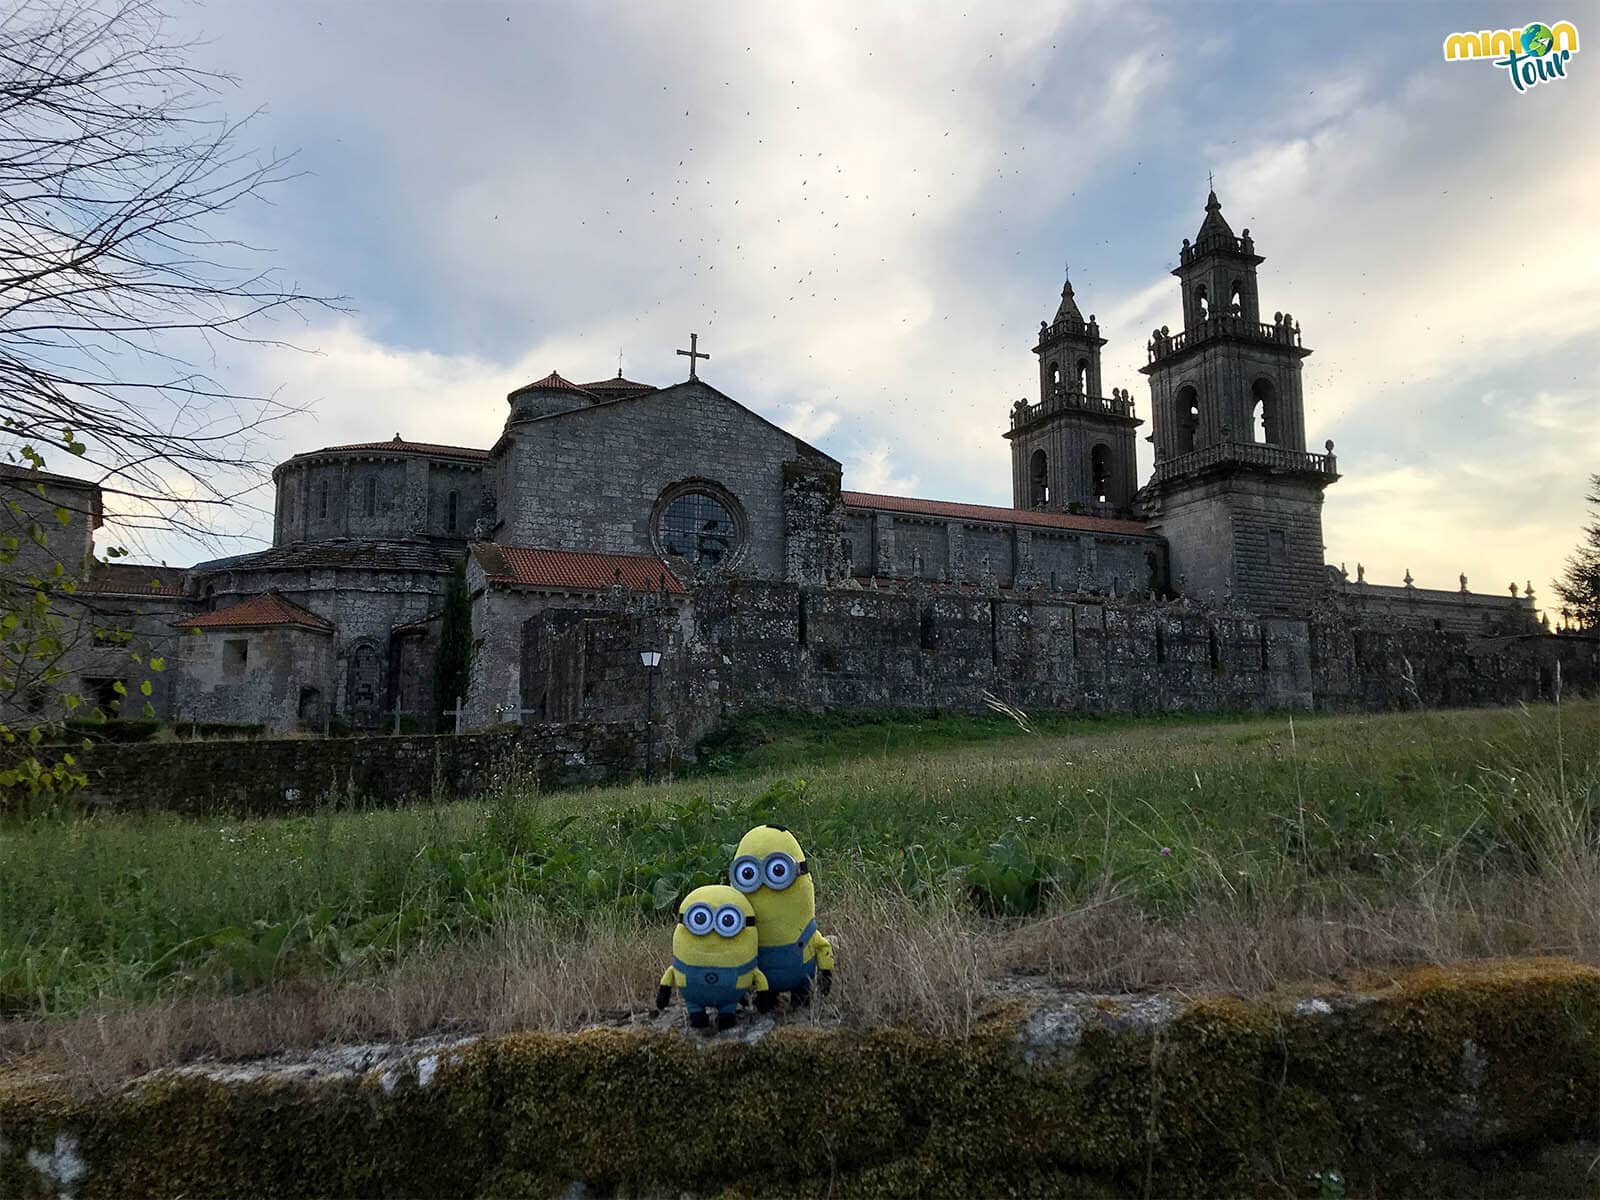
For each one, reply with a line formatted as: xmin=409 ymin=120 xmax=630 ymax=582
xmin=175 ymin=592 xmax=333 ymax=633
xmin=579 ymin=373 xmax=658 ymax=398
xmin=509 ymin=371 xmax=595 ymax=397
xmin=292 ymin=437 xmax=490 ymax=461
xmin=843 ymin=491 xmax=1152 ymax=537
xmin=474 ymin=544 xmax=685 ymax=594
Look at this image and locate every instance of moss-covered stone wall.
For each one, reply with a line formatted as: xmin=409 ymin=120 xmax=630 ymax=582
xmin=2 ymin=959 xmax=1596 ymax=1197
xmin=64 ymin=721 xmax=652 ymax=816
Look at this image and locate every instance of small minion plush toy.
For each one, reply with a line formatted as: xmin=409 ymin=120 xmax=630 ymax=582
xmin=730 ymin=824 xmax=834 ymax=1009
xmin=656 ymin=884 xmax=768 ymax=1030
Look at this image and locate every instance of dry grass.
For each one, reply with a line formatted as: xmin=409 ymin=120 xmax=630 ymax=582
xmin=6 ymin=849 xmax=1596 ymax=1092
xmin=4 ymin=700 xmax=1597 ymax=1091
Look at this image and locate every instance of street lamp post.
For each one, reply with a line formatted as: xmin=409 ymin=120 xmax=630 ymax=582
xmin=640 ymin=648 xmax=662 ymax=783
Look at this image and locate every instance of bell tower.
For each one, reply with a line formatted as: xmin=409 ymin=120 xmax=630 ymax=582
xmin=1139 ymin=190 xmax=1339 ymax=612
xmin=1004 ymin=269 xmax=1141 ymax=515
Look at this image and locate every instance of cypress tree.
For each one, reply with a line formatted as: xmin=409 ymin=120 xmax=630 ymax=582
xmin=433 ymin=557 xmax=472 ymax=729
xmin=1553 ymin=474 xmax=1600 ymax=631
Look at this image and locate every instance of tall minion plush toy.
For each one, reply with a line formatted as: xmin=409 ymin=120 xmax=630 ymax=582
xmin=656 ymin=884 xmax=768 ymax=1030
xmin=730 ymin=824 xmax=834 ymax=1009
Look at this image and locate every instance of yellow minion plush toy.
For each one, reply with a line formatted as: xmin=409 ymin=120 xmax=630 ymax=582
xmin=656 ymin=884 xmax=768 ymax=1030
xmin=730 ymin=824 xmax=834 ymax=1009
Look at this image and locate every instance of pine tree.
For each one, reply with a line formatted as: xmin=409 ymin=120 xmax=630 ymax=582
xmin=433 ymin=557 xmax=472 ymax=729
xmin=1553 ymin=473 xmax=1600 ymax=631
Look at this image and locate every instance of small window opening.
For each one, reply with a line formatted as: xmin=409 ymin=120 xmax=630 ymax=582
xmin=1049 ymin=362 xmax=1061 ymax=388
xmin=1090 ymin=444 xmax=1112 ymax=505
xmin=447 ymin=490 xmax=459 ymax=533
xmin=85 ymin=676 xmax=121 ymax=715
xmin=797 ymin=591 xmax=808 ymax=647
xmin=1251 ymin=378 xmax=1279 ymax=445
xmin=1195 ymin=285 xmax=1209 ymax=320
xmin=1229 ymin=281 xmax=1244 ymax=314
xmin=1075 ymin=359 xmax=1088 ymax=393
xmin=1207 ymin=628 xmax=1220 ymax=671
xmin=1176 ymin=386 xmax=1200 ymax=455
xmin=318 ymin=481 xmax=329 ymax=520
xmin=919 ymin=604 xmax=937 ymax=651
xmin=224 ymin=638 xmax=248 ymax=675
xmin=1029 ymin=448 xmax=1049 ymax=507
xmin=1267 ymin=528 xmax=1287 ymax=565
xmin=364 ymin=476 xmax=377 ymax=518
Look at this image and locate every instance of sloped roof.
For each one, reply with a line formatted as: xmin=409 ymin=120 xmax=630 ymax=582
xmin=472 ymin=544 xmax=686 ymax=595
xmin=0 ymin=462 xmax=100 ymax=490
xmin=1053 ymin=274 xmax=1084 ymax=324
xmin=81 ymin=561 xmax=187 ymax=597
xmin=580 ymin=372 xmax=658 ymax=400
xmin=496 ymin=378 xmax=840 ymax=469
xmin=291 ymin=436 xmax=490 ymax=461
xmin=175 ymin=591 xmax=333 ymax=633
xmin=1196 ymin=189 xmax=1236 ymax=244
xmin=843 ymin=491 xmax=1152 ymax=537
xmin=509 ymin=371 xmax=595 ymax=398
xmin=192 ymin=539 xmax=459 ymax=576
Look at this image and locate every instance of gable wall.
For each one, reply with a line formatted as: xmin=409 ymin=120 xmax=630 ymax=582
xmin=494 ymin=382 xmax=828 ymax=580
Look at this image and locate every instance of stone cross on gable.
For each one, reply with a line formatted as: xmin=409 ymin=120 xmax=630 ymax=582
xmin=676 ymin=332 xmax=710 ymax=381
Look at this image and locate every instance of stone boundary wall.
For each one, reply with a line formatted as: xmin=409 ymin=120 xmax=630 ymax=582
xmin=521 ymin=580 xmax=1600 ymax=741
xmin=2 ymin=959 xmax=1595 ymax=1197
xmin=70 ymin=722 xmax=652 ymax=816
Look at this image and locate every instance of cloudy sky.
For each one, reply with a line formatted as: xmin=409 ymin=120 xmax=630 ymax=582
xmin=118 ymin=2 xmax=1600 ymax=606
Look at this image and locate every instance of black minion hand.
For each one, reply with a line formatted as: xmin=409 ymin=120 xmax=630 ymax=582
xmin=655 ymin=985 xmax=672 ymax=1011
xmin=818 ymin=968 xmax=833 ymax=997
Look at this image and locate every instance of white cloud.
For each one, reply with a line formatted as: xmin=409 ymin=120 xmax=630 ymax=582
xmin=112 ymin=2 xmax=1594 ymax=611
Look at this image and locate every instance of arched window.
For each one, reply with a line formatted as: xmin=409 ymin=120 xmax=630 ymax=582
xmin=346 ymin=641 xmax=381 ymax=727
xmin=1195 ymin=285 xmax=1209 ymax=321
xmin=447 ymin=490 xmax=459 ymax=533
xmin=1175 ymin=385 xmax=1200 ymax=455
xmin=1049 ymin=362 xmax=1061 ymax=388
xmin=1029 ymin=449 xmax=1049 ymax=507
xmin=1075 ymin=358 xmax=1089 ymax=393
xmin=1090 ymin=444 xmax=1112 ymax=505
xmin=1251 ymin=378 xmax=1279 ymax=445
xmin=1229 ymin=280 xmax=1245 ymax=315
xmin=364 ymin=476 xmax=377 ymax=517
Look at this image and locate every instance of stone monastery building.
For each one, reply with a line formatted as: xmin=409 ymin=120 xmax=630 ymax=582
xmin=26 ymin=191 xmax=1548 ymax=733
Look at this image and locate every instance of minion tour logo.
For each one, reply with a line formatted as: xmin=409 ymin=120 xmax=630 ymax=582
xmin=1443 ymin=20 xmax=1580 ymax=92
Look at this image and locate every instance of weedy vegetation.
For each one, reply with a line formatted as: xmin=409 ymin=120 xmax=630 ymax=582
xmin=1 ymin=699 xmax=1596 ymax=1082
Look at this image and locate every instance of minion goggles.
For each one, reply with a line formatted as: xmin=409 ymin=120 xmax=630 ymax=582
xmin=680 ymin=902 xmax=755 ymax=937
xmin=730 ymin=851 xmax=809 ymax=893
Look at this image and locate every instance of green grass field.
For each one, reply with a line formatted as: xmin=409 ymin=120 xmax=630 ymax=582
xmin=2 ymin=701 xmax=1597 ymax=1075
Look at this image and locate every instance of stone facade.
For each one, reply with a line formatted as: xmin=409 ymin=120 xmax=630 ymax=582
xmin=13 ymin=190 xmax=1559 ymax=737
xmin=68 ymin=722 xmax=656 ymax=815
xmin=172 ymin=621 xmax=334 ymax=730
xmin=520 ymin=584 xmax=1598 ymax=748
